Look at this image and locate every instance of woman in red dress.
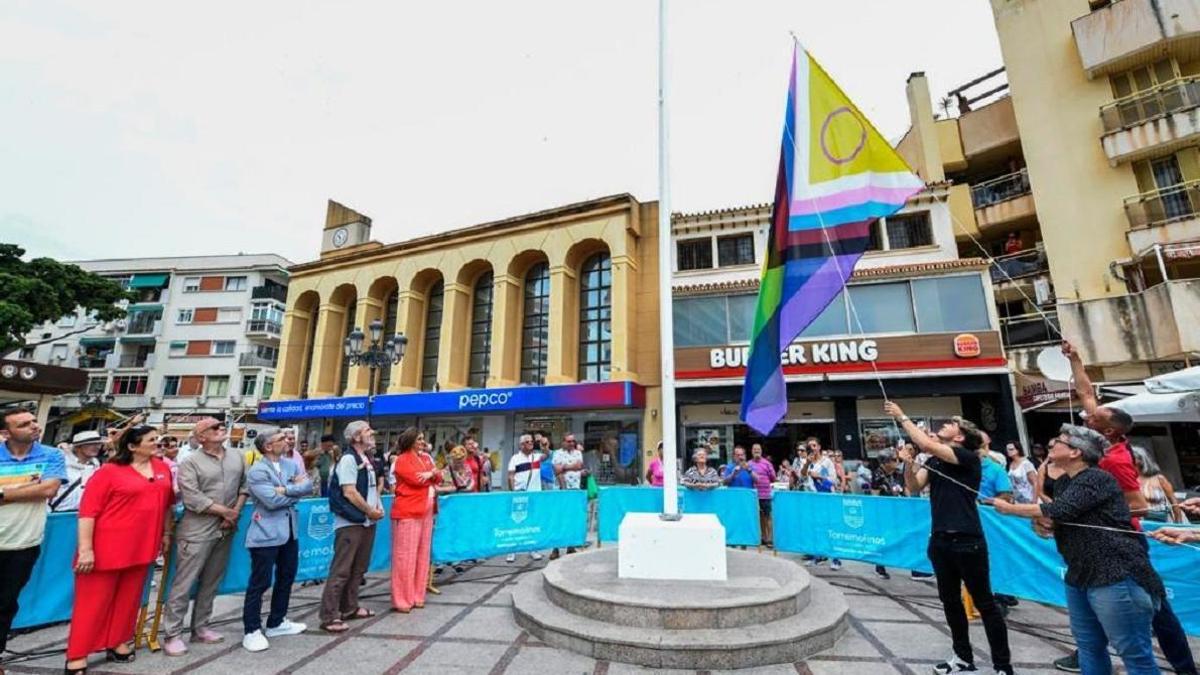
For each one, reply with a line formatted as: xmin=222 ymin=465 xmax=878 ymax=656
xmin=65 ymin=425 xmax=175 ymax=673
xmin=390 ymin=427 xmax=437 ymax=613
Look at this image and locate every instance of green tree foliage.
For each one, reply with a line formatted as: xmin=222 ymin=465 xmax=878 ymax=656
xmin=0 ymin=244 xmax=132 ymax=355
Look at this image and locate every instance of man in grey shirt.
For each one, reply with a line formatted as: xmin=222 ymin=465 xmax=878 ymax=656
xmin=162 ymin=417 xmax=248 ymax=656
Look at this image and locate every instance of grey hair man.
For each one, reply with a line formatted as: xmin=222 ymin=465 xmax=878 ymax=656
xmin=162 ymin=417 xmax=249 ymax=656
xmin=318 ymin=420 xmax=384 ymax=633
xmin=505 ymin=433 xmax=544 ymax=563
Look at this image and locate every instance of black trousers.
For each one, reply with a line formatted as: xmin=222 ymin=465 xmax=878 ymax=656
xmin=242 ymin=536 xmax=299 ymax=634
xmin=0 ymin=545 xmax=41 ymax=653
xmin=927 ymin=532 xmax=1011 ymax=670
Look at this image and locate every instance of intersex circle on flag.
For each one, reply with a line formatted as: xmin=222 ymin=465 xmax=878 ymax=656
xmin=820 ymin=106 xmax=867 ymax=165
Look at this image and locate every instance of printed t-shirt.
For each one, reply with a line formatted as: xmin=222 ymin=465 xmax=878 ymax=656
xmin=508 ymin=452 xmax=543 ymax=492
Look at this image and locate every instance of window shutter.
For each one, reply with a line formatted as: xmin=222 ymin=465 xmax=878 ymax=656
xmin=186 ymin=340 xmax=212 ymax=356
xmin=179 ymin=376 xmax=205 ymax=396
xmin=199 ymin=276 xmax=224 ymax=291
xmin=193 ymin=308 xmax=218 ymax=323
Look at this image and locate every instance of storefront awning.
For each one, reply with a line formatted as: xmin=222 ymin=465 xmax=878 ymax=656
xmin=128 ymin=273 xmax=169 ymax=289
xmin=1111 ymin=390 xmax=1200 ymax=423
xmin=258 ymin=381 xmax=647 ymax=421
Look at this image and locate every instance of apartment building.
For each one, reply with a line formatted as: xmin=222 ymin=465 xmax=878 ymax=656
xmin=670 ymin=189 xmax=1023 ymax=466
xmin=15 ymin=254 xmax=291 ymax=442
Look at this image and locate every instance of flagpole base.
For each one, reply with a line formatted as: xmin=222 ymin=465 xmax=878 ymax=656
xmin=619 ymin=513 xmax=726 ymax=580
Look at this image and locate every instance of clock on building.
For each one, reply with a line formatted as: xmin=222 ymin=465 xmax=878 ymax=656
xmin=332 ymin=227 xmax=349 ymax=248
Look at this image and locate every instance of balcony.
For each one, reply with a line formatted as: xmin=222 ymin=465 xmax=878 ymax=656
xmin=116 ymin=353 xmax=156 ymax=369
xmin=1100 ymin=78 xmax=1200 ymax=164
xmin=124 ymin=317 xmax=162 ymax=337
xmin=1123 ymin=180 xmax=1200 ymax=253
xmin=251 ymin=284 xmax=288 ymax=303
xmin=1072 ymin=0 xmax=1200 ymax=79
xmin=239 ymin=352 xmax=278 ymax=369
xmin=970 ymin=169 xmax=1036 ymax=230
xmin=245 ymin=319 xmax=282 ymax=338
xmin=1000 ymin=310 xmax=1060 ymax=351
xmin=1059 ymin=279 xmax=1200 ymax=365
xmin=77 ymin=355 xmax=112 ymax=369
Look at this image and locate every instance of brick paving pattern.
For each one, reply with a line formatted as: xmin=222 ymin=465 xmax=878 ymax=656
xmin=5 ymin=554 xmax=1196 ymax=674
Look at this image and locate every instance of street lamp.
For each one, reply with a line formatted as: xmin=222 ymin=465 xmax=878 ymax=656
xmin=344 ymin=318 xmax=408 ymax=423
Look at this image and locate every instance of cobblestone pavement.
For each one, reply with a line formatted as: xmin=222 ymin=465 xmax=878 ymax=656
xmin=5 ymin=554 xmax=1196 ymax=674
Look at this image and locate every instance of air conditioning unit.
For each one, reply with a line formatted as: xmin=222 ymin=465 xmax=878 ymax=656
xmin=114 ymin=319 xmax=127 ymax=331
xmin=149 ymin=396 xmax=162 ymax=408
xmin=229 ymin=394 xmax=243 ymax=405
xmin=196 ymin=395 xmax=209 ymax=406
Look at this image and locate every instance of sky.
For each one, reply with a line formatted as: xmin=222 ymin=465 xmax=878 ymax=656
xmin=0 ymin=1 xmax=1004 ymax=266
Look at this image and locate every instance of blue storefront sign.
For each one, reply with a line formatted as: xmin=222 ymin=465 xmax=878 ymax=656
xmin=258 ymin=381 xmax=645 ymax=421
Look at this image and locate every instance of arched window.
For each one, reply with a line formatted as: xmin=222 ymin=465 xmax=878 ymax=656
xmin=420 ymin=281 xmax=444 ymax=392
xmin=337 ymin=300 xmax=357 ymax=396
xmin=378 ymin=290 xmax=399 ymax=390
xmin=520 ymin=263 xmax=550 ymax=385
xmin=468 ymin=273 xmax=494 ymax=388
xmin=578 ymin=253 xmax=612 ymax=381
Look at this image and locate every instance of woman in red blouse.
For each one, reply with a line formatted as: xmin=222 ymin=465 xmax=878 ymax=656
xmin=65 ymin=425 xmax=175 ymax=673
xmin=389 ymin=427 xmax=437 ymax=613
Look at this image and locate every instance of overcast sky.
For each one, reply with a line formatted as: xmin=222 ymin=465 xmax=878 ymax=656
xmin=0 ymin=1 xmax=1003 ymax=266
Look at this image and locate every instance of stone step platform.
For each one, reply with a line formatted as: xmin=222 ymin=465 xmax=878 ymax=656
xmin=512 ymin=548 xmax=849 ymax=670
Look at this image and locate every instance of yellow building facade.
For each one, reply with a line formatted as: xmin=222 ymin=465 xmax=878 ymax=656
xmin=263 ymin=195 xmax=663 ymax=482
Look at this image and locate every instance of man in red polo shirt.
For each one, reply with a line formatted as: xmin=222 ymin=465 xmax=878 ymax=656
xmin=1053 ymin=342 xmax=1197 ymax=675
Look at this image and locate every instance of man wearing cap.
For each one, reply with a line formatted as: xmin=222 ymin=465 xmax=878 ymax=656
xmin=49 ymin=430 xmax=104 ymax=512
xmin=162 ymin=417 xmax=249 ymax=656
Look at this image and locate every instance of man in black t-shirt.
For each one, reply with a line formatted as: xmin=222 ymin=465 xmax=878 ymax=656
xmin=886 ymin=402 xmax=1012 ymax=675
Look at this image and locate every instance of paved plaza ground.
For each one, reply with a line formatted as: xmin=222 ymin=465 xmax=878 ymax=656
xmin=5 ymin=552 xmax=1196 ymax=674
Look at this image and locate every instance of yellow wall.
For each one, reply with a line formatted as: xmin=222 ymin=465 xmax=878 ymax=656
xmin=273 ymin=196 xmax=663 ymax=447
xmin=991 ymin=0 xmax=1140 ymax=301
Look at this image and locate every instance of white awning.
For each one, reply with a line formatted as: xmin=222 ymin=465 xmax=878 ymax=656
xmin=1144 ymin=366 xmax=1200 ymax=394
xmin=1112 ymin=390 xmax=1200 ymax=423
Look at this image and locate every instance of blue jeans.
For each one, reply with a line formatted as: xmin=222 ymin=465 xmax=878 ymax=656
xmin=1065 ymin=578 xmax=1160 ymax=675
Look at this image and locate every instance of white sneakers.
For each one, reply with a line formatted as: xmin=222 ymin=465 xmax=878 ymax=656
xmin=244 ymin=618 xmax=307 ymax=652
xmin=265 ymin=619 xmax=306 ymax=637
xmin=506 ymin=553 xmax=516 ymax=563
xmin=531 ymin=552 xmax=544 ymax=561
xmin=242 ymin=630 xmax=269 ymax=652
xmin=932 ymin=655 xmax=978 ymax=673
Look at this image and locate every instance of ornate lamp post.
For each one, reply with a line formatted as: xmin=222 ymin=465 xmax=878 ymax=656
xmin=344 ymin=318 xmax=408 ymax=424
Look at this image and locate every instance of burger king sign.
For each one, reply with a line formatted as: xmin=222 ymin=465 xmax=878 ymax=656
xmin=953 ymin=333 xmax=982 ymax=358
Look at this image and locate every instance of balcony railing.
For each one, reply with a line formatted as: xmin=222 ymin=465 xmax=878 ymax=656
xmin=1101 ymin=77 xmax=1200 ymax=133
xmin=239 ymin=352 xmax=278 ymax=368
xmin=117 ymin=353 xmax=154 ymax=368
xmin=78 ymin=356 xmax=110 ymax=369
xmin=971 ymin=169 xmax=1031 ymax=209
xmin=1000 ymin=311 xmax=1060 ymax=349
xmin=990 ymin=246 xmax=1049 ymax=284
xmin=1123 ymin=180 xmax=1200 ymax=229
xmin=125 ymin=318 xmax=162 ymax=336
xmin=246 ymin=319 xmax=282 ymax=335
xmin=251 ymin=284 xmax=288 ymax=303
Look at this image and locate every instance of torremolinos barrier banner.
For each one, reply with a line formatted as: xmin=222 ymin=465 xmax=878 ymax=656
xmin=772 ymin=491 xmax=1200 ymax=636
xmin=430 ymin=490 xmax=588 ymax=563
xmin=15 ymin=491 xmax=589 ymax=629
xmin=597 ymin=486 xmax=761 ymax=546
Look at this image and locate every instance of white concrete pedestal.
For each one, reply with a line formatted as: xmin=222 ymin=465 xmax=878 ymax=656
xmin=617 ymin=513 xmax=727 ymax=581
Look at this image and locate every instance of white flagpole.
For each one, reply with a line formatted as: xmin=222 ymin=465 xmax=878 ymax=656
xmin=657 ymin=0 xmax=680 ymax=519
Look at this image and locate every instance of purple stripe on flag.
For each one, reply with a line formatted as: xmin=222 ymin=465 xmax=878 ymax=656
xmin=776 ymin=254 xmax=859 ymax=347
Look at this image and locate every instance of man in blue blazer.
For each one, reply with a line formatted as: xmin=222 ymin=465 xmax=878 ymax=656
xmin=242 ymin=429 xmax=312 ymax=652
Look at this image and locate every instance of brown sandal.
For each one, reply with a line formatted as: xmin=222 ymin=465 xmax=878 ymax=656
xmin=342 ymin=608 xmax=376 ymax=620
xmin=320 ymin=620 xmax=349 ymax=633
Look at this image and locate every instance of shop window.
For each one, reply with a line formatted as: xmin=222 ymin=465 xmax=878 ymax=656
xmin=726 ymin=294 xmax=757 ymax=343
xmin=847 ymin=282 xmax=916 ymax=334
xmin=914 ymin=275 xmax=991 ymax=333
xmin=677 ymin=238 xmax=713 ymax=271
xmin=860 ymin=417 xmax=931 ymax=458
xmin=717 ymin=234 xmax=755 ymax=267
xmin=578 ymin=254 xmax=612 ymax=382
xmin=337 ymin=299 xmax=357 ymax=396
xmin=801 ymin=293 xmax=851 ymax=337
xmin=521 ymin=264 xmax=551 ymax=385
xmin=584 ymin=419 xmax=641 ymax=485
xmin=468 ymin=274 xmax=493 ymax=388
xmin=379 ymin=290 xmax=400 ymax=390
xmin=672 ymin=296 xmax=728 ymax=347
xmin=420 ymin=281 xmax=444 ymax=392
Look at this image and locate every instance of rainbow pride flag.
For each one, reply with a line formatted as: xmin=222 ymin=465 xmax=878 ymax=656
xmin=740 ymin=43 xmax=924 ymax=434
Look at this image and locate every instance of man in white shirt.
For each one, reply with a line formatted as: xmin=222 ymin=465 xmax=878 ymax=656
xmin=506 ymin=434 xmax=544 ymax=563
xmin=549 ymin=434 xmax=585 ymax=559
xmin=50 ymin=431 xmax=103 ymax=512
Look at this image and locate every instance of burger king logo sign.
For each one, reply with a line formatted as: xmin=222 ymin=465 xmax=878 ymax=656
xmin=954 ymin=333 xmax=981 ymax=358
